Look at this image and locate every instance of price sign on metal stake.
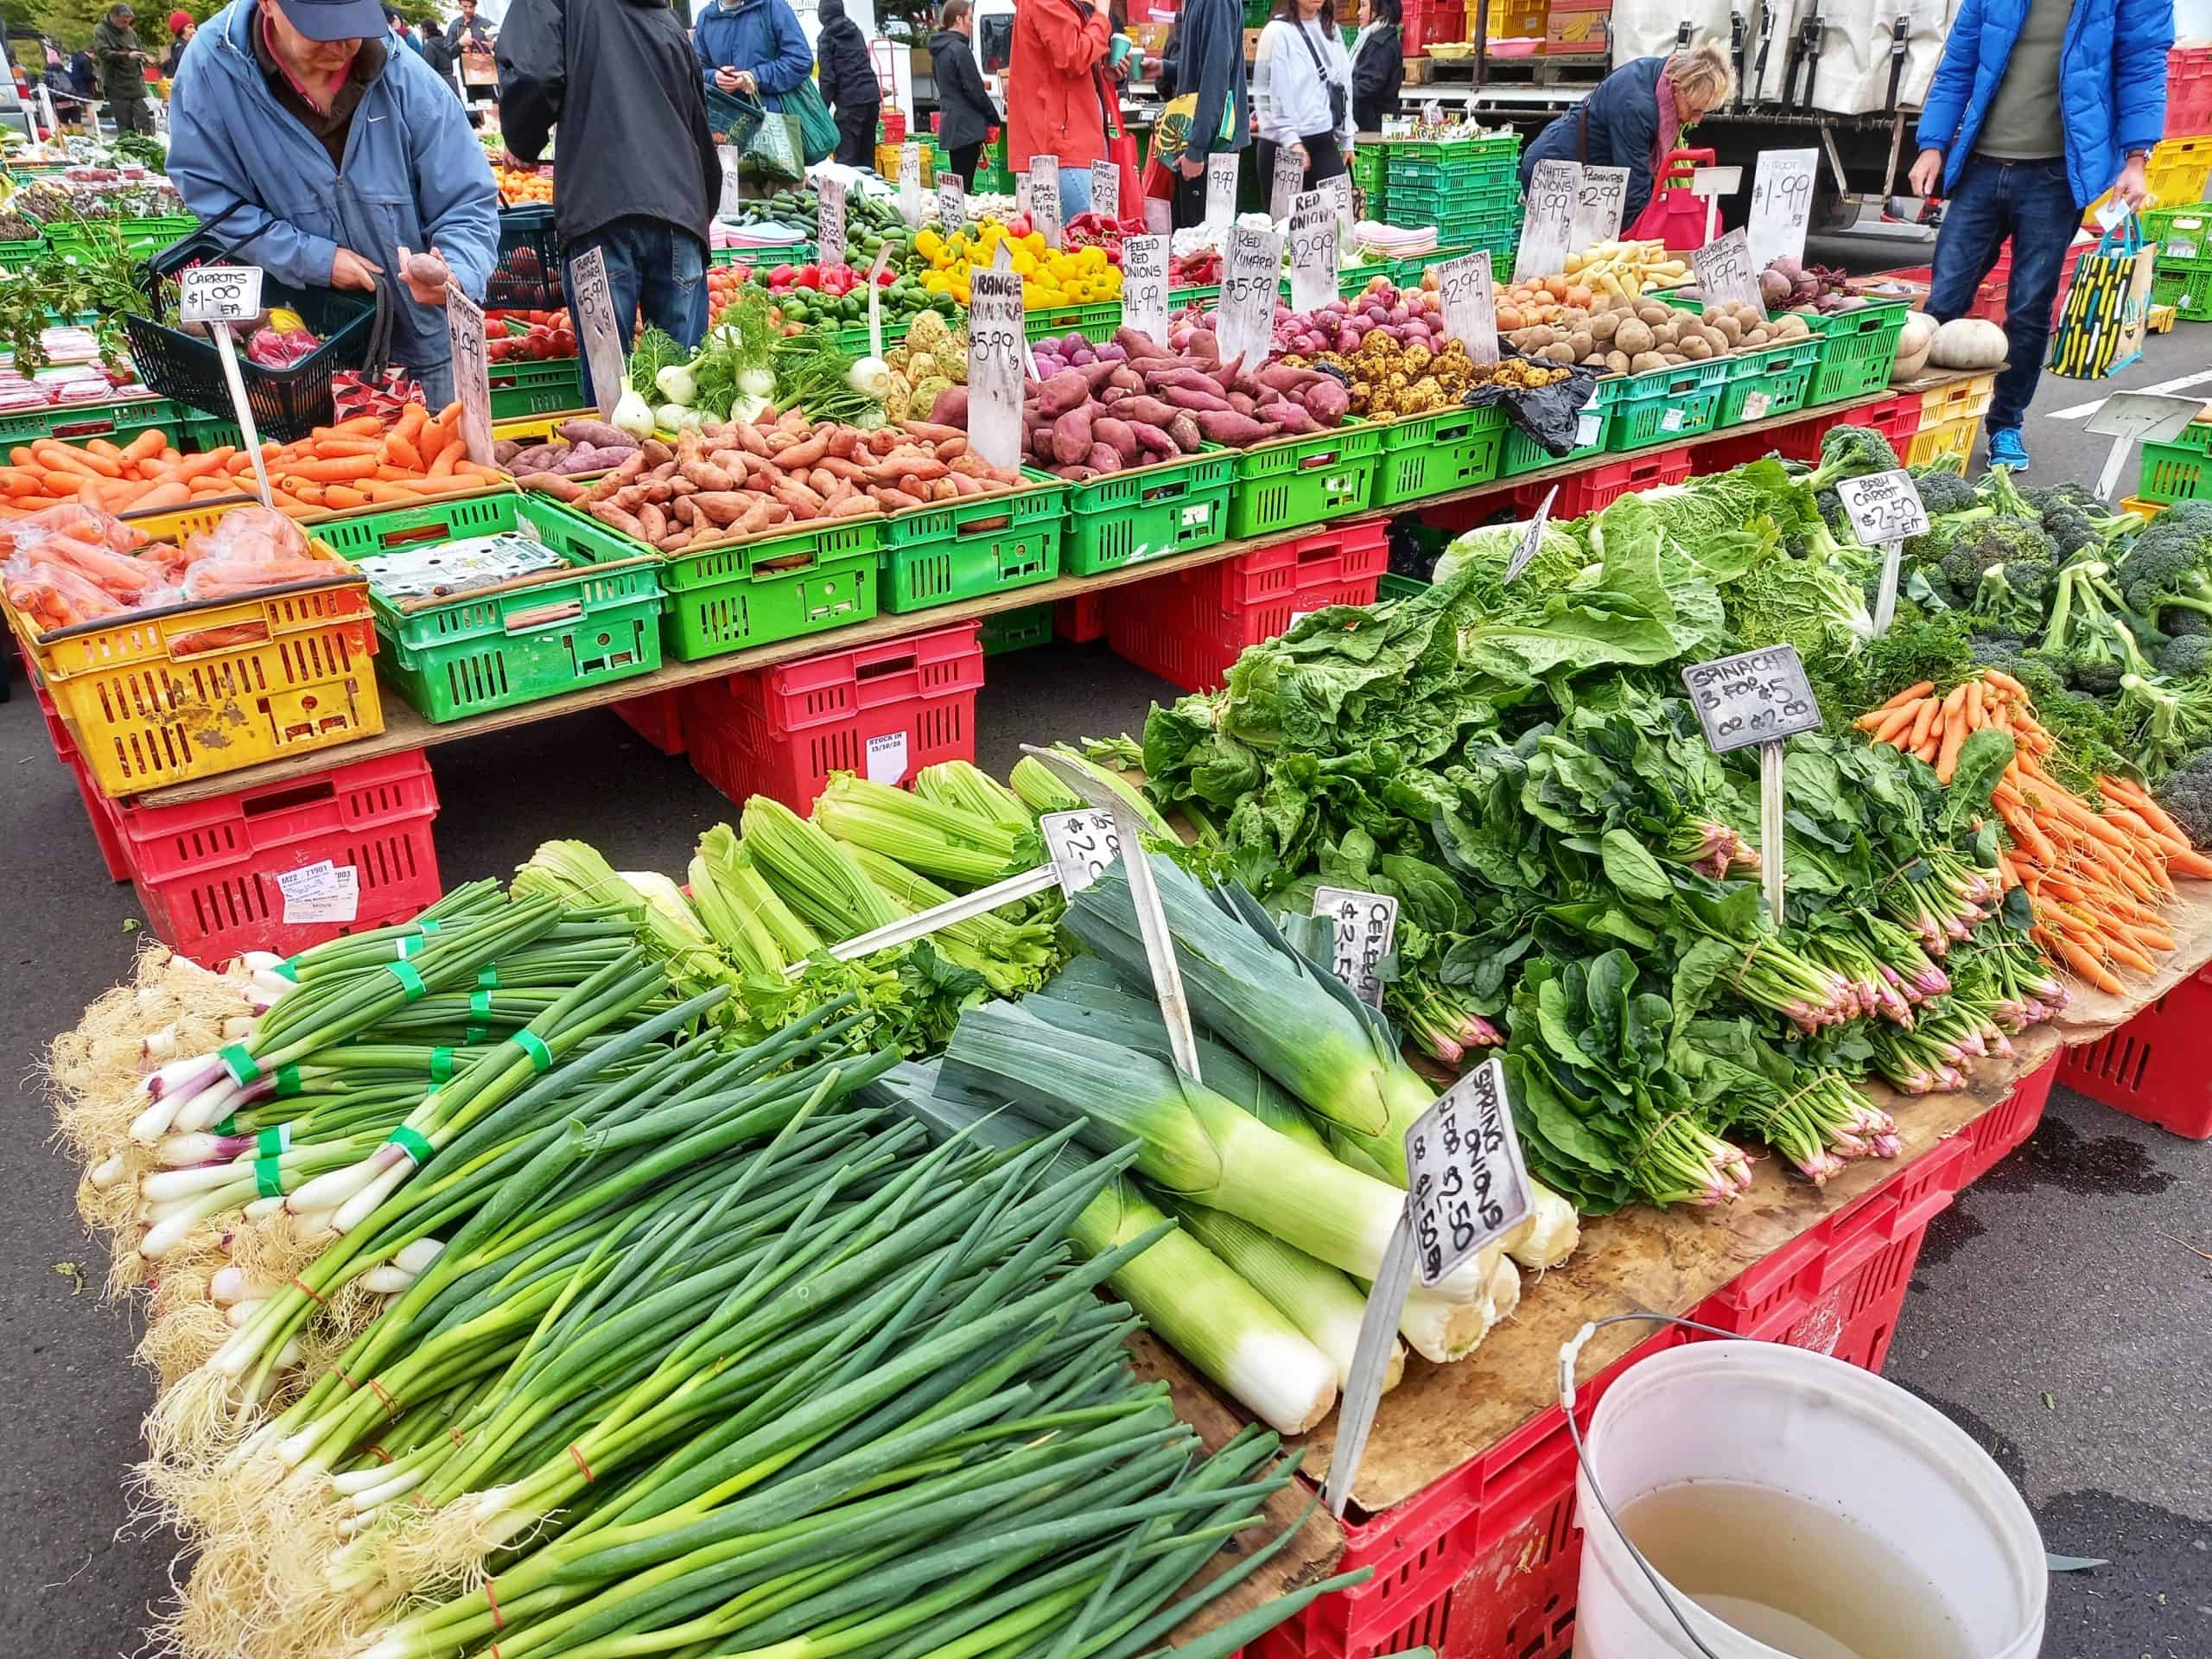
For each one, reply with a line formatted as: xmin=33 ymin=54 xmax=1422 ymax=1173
xmin=1323 ymin=171 xmax=1355 ymax=233
xmin=1120 ymin=233 xmax=1168 ymax=346
xmin=899 ymin=143 xmax=923 ymax=227
xmin=1214 ymin=224 xmax=1284 ymax=376
xmin=1681 ymin=644 xmax=1822 ymax=754
xmin=818 ymin=175 xmax=849 ymax=268
xmin=178 ymin=264 xmax=264 ymax=327
xmin=867 ymin=244 xmax=893 ymax=360
xmin=444 ymin=286 xmax=493 ymax=466
xmin=1837 ymin=471 xmax=1930 ymax=636
xmin=1506 ymin=485 xmax=1558 ymax=582
xmin=966 ymin=264 xmax=1027 ymax=474
xmin=1437 ymin=248 xmax=1497 ymax=364
xmin=569 ymin=245 xmax=627 ymax=421
xmin=1693 ymin=226 xmax=1767 ymax=318
xmin=1571 ymin=165 xmax=1628 ymax=253
xmin=1287 ymin=188 xmax=1338 ymax=315
xmin=717 ymin=144 xmax=745 ymax=219
xmin=1205 ymin=150 xmax=1240 ymax=225
xmin=1270 ymin=145 xmax=1306 ymax=223
xmin=1514 ymin=159 xmax=1580 ymax=283
xmin=1029 ymin=154 xmax=1063 ymax=248
xmin=938 ymin=173 xmax=966 ymax=232
xmin=1090 ymin=160 xmax=1122 ymax=224
xmin=1312 ymin=886 xmax=1398 ymax=1009
xmin=208 ymin=326 xmax=275 ymax=507
xmin=1041 ymin=809 xmax=1124 ymax=895
xmin=1745 ymin=148 xmax=1818 ymax=269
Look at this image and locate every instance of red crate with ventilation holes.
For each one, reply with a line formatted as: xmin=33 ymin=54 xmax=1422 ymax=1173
xmin=2060 ymin=971 xmax=2212 ymax=1138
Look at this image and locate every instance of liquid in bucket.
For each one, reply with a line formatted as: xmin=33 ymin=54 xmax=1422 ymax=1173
xmin=1615 ymin=1480 xmax=1974 ymax=1659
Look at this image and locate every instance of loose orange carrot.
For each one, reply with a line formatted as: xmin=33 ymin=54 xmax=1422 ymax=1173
xmin=1908 ymin=696 xmax=1940 ymax=751
xmin=122 ymin=428 xmax=167 ymax=463
xmin=1980 ymin=667 xmax=2031 ymax=701
xmin=1936 ymin=715 xmax=1968 ymax=784
xmin=283 ymin=455 xmax=380 ymax=483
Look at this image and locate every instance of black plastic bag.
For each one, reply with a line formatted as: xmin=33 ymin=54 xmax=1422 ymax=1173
xmin=1460 ymin=349 xmax=1599 ymax=458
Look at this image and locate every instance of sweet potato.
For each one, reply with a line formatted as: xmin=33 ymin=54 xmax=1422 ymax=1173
xmin=492 ymin=438 xmax=523 ymax=467
xmin=1306 ymin=379 xmax=1351 ymax=425
xmin=1050 ymin=406 xmax=1096 ymax=466
xmin=1090 ymin=416 xmax=1138 ymax=466
xmin=1195 ymin=409 xmax=1277 ymax=446
xmin=1167 ymin=413 xmax=1202 ymax=452
xmin=1106 ymin=366 xmax=1147 ymax=394
xmin=1127 ymin=420 xmax=1179 ymax=460
xmin=1114 ymin=326 xmax=1175 ymax=361
xmin=510 ymin=442 xmax=566 ymax=474
xmin=518 ymin=470 xmax=586 ymax=501
xmin=1032 ymin=371 xmax=1093 ymax=420
xmin=1255 ymin=364 xmax=1327 ymax=395
xmin=1227 ymin=391 xmax=1257 ymax=417
xmin=1085 ymin=442 xmax=1123 ymax=474
xmin=1112 ymin=395 xmax=1182 ymax=429
xmin=928 ymin=386 xmax=969 ymax=427
xmin=1257 ymin=399 xmax=1319 ymax=435
xmin=561 ymin=418 xmax=632 ymax=452
xmin=1164 ymin=384 xmax=1235 ymax=415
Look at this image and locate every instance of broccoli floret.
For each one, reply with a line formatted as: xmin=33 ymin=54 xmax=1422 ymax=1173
xmin=2036 ymin=560 xmax=2158 ymax=695
xmin=2154 ymin=748 xmax=2212 ymax=848
xmin=2168 ymin=608 xmax=2212 ymax=639
xmin=2119 ymin=672 xmax=2212 ymax=779
xmin=2025 ymin=482 xmax=2102 ymax=515
xmin=1805 ymin=424 xmax=1902 ymax=491
xmin=2115 ymin=531 xmax=2212 ymax=636
xmin=1910 ymin=467 xmax=1982 ymax=518
xmin=2160 ymin=633 xmax=2212 ymax=677
xmin=2038 ymin=503 xmax=2100 ymax=558
xmin=1969 ymin=563 xmax=2053 ymax=639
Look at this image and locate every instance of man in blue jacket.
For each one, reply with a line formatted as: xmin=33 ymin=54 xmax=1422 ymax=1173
xmin=168 ymin=0 xmax=500 ymax=407
xmin=1910 ymin=0 xmax=2175 ymax=470
xmin=693 ymin=0 xmax=811 ymax=111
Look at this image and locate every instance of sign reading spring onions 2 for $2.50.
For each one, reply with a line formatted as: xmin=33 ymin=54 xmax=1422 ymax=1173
xmin=1120 ymin=233 xmax=1168 ymax=346
xmin=1406 ymin=1058 xmax=1532 ymax=1287
xmin=1287 ymin=188 xmax=1338 ymax=315
xmin=1436 ymin=248 xmax=1497 ymax=365
xmin=966 ymin=265 xmax=1027 ymax=474
xmin=818 ymin=175 xmax=849 ymax=269
xmin=1215 ymin=224 xmax=1285 ymax=376
xmin=1680 ymin=643 xmax=1823 ymax=754
xmin=1312 ymin=886 xmax=1398 ymax=1009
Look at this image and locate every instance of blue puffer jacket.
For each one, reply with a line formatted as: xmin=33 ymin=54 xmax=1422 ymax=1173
xmin=1916 ymin=0 xmax=2175 ymax=208
xmin=1519 ymin=56 xmax=1667 ymax=226
xmin=167 ymin=2 xmax=499 ymax=372
xmin=692 ymin=0 xmax=814 ymax=110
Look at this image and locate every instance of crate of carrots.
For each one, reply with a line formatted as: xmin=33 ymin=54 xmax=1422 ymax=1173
xmin=0 ymin=404 xmax=506 ymax=521
xmin=0 ymin=499 xmax=381 ymax=797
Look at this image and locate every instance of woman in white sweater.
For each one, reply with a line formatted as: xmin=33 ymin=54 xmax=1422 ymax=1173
xmin=1254 ymin=0 xmax=1355 ymax=196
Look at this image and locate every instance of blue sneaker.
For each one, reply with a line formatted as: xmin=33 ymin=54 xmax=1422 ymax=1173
xmin=1986 ymin=428 xmax=2030 ymax=472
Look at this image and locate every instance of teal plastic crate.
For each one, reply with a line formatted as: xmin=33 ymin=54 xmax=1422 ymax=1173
xmin=327 ymin=491 xmax=665 ymax=723
xmin=1064 ymin=448 xmax=1235 ymax=574
xmin=879 ymin=471 xmax=1066 ymax=612
xmin=1803 ymin=299 xmax=1910 ymax=404
xmin=1600 ymin=358 xmax=1729 ymax=450
xmin=980 ymin=603 xmax=1053 ymax=654
xmin=1373 ymin=404 xmax=1508 ymax=505
xmin=1226 ymin=421 xmax=1385 ymax=538
xmin=0 ymin=395 xmax=178 ymax=447
xmin=487 ymin=357 xmax=584 ymax=419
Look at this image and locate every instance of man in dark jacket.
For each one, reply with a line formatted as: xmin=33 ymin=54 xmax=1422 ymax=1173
xmin=1162 ymin=0 xmax=1248 ymax=228
xmin=499 ymin=0 xmax=721 ymax=402
xmin=814 ymin=0 xmax=879 ymax=168
xmin=931 ymin=0 xmax=995 ymax=186
xmin=92 ymin=3 xmax=156 ymax=133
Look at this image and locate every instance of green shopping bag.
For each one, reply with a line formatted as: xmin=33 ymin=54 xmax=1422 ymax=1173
xmin=784 ymin=79 xmax=840 ymax=168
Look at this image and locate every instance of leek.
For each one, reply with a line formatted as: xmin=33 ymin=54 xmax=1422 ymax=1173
xmin=1176 ymin=1205 xmax=1400 ymax=1395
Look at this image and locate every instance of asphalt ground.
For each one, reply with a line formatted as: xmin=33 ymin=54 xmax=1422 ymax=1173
xmin=1 ymin=333 xmax=2207 ymax=1656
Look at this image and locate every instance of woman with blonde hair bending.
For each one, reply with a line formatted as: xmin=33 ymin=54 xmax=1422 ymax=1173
xmin=1517 ymin=41 xmax=1736 ymax=228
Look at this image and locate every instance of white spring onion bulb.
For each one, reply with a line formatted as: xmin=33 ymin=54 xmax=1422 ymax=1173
xmin=244 ymin=1195 xmax=286 ymax=1220
xmin=141 ymin=1163 xmax=245 ymax=1201
xmin=1487 ymin=1255 xmax=1522 ymax=1323
xmin=359 ymin=1264 xmax=416 ymax=1295
xmin=225 ymin=1300 xmax=263 ymax=1329
xmin=287 ymin=1158 xmax=384 ymax=1215
xmin=128 ymin=1087 xmax=181 ymax=1145
xmin=334 ymin=1160 xmax=413 ymax=1234
xmin=392 ymin=1237 xmax=443 ymax=1274
xmin=89 ymin=1152 xmax=129 ymax=1190
xmin=141 ymin=1026 xmax=177 ymax=1064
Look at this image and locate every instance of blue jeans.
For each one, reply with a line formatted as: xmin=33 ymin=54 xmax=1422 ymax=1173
xmin=1928 ymin=155 xmax=2075 ymax=433
xmin=1058 ymin=166 xmax=1094 ymax=219
xmin=407 ymin=359 xmax=454 ymax=410
xmin=564 ymin=218 xmax=710 ymax=407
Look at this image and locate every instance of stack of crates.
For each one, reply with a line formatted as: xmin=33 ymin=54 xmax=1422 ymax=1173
xmin=2145 ymin=206 xmax=2212 ymax=321
xmin=1349 ymin=144 xmax=1387 ymax=223
xmin=1546 ymin=0 xmax=1610 ymax=54
xmin=1471 ymin=0 xmax=1545 ymax=38
xmin=2167 ymin=45 xmax=2212 ymax=139
xmin=1382 ymin=131 xmax=1520 ymax=260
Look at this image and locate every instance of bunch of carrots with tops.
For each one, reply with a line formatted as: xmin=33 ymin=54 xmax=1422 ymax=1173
xmin=0 ymin=404 xmax=504 ymax=518
xmin=1857 ymin=671 xmax=2212 ymax=994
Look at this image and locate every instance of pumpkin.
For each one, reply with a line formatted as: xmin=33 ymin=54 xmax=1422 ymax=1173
xmin=1928 ymin=316 xmax=2009 ymax=370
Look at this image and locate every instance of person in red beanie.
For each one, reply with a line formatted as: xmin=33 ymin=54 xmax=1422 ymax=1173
xmin=1007 ymin=0 xmax=1113 ymax=218
xmin=162 ymin=9 xmax=195 ymax=77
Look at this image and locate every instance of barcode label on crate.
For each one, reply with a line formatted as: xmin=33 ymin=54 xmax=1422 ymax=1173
xmin=1742 ymin=391 xmax=1770 ymax=421
xmin=1661 ymin=407 xmax=1685 ymax=432
xmin=276 ymin=861 xmax=360 ymax=925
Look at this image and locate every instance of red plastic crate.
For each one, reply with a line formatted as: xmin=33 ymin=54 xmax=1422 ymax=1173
xmin=1857 ymin=389 xmax=1924 ymax=453
xmin=28 ymin=671 xmax=134 ymax=881
xmin=2168 ymin=46 xmax=2212 ymax=137
xmin=1527 ymin=446 xmax=1689 ymax=515
xmin=682 ymin=620 xmax=984 ymax=811
xmin=612 ymin=688 xmax=686 ymax=756
xmin=109 ymin=750 xmax=443 ymax=969
xmin=2059 ymin=968 xmax=2212 ymax=1138
xmin=1874 ymin=237 xmax=2089 ymax=331
xmin=1952 ymin=1052 xmax=2058 ymax=1186
xmin=1401 ymin=3 xmax=1465 ymax=53
xmin=1055 ymin=593 xmax=1107 ymax=644
xmin=1693 ymin=404 xmax=1856 ymax=474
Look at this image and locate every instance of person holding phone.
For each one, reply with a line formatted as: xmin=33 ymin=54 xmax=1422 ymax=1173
xmin=93 ymin=4 xmax=157 ymax=133
xmin=1253 ymin=0 xmax=1351 ymax=196
xmin=693 ymin=0 xmax=811 ymax=112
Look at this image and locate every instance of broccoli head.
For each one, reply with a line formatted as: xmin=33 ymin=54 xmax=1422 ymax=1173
xmin=2115 ymin=527 xmax=2212 ymax=637
xmin=1968 ymin=562 xmax=2054 ymax=639
xmin=1805 ymin=424 xmax=1901 ymax=491
xmin=1910 ymin=467 xmax=1982 ymax=518
xmin=2158 ymin=632 xmax=2212 ymax=678
xmin=2036 ymin=560 xmax=2158 ymax=695
xmin=2119 ymin=672 xmax=2212 ymax=780
xmin=2154 ymin=747 xmax=2212 ymax=848
xmin=1941 ymin=516 xmax=2052 ymax=600
xmin=2025 ymin=482 xmax=2104 ymax=515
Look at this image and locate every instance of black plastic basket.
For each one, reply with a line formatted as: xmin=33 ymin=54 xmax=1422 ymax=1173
xmin=487 ymin=205 xmax=564 ymax=310
xmin=123 ymin=232 xmax=378 ymax=442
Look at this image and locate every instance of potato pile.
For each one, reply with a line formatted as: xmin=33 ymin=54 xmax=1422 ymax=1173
xmin=1506 ymin=296 xmax=1813 ymax=377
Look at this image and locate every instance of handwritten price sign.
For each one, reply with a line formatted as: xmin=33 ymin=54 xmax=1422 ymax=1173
xmin=1515 ymin=159 xmax=1580 ymax=283
xmin=1029 ymin=154 xmax=1063 ymax=248
xmin=1313 ymin=886 xmax=1397 ymax=1009
xmin=1214 ymin=224 xmax=1284 ymax=376
xmin=177 ymin=265 xmax=263 ymax=326
xmin=1835 ymin=470 xmax=1930 ymax=547
xmin=966 ymin=267 xmax=1027 ymax=474
xmin=1692 ymin=226 xmax=1767 ymax=319
xmin=569 ymin=246 xmax=627 ymax=421
xmin=1436 ymin=249 xmax=1497 ymax=365
xmin=1571 ymin=166 xmax=1628 ymax=253
xmin=1746 ymin=148 xmax=1819 ymax=270
xmin=1681 ymin=644 xmax=1824 ymax=753
xmin=1120 ymin=233 xmax=1168 ymax=346
xmin=818 ymin=175 xmax=849 ymax=268
xmin=1405 ymin=1058 xmax=1531 ymax=1287
xmin=1042 ymin=810 xmax=1123 ymax=896
xmin=1287 ymin=188 xmax=1338 ymax=315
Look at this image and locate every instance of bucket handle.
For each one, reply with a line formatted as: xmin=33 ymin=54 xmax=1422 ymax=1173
xmin=1559 ymin=1311 xmax=1747 ymax=1659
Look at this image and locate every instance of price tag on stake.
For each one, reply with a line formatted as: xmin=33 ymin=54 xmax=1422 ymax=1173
xmin=1571 ymin=165 xmax=1628 ymax=253
xmin=717 ymin=144 xmax=745 ymax=219
xmin=1270 ymin=146 xmax=1305 ymax=224
xmin=1090 ymin=160 xmax=1122 ymax=224
xmin=1287 ymin=188 xmax=1337 ymax=315
xmin=867 ymin=244 xmax=893 ymax=360
xmin=1205 ymin=151 xmax=1240 ymax=226
xmin=818 ymin=175 xmax=849 ymax=269
xmin=1312 ymin=886 xmax=1398 ymax=1009
xmin=1437 ymin=248 xmax=1497 ymax=365
xmin=1506 ymin=485 xmax=1558 ymax=582
xmin=1323 ymin=172 xmax=1355 ymax=233
xmin=1041 ymin=809 xmax=1124 ymax=896
xmin=1514 ymin=159 xmax=1580 ymax=283
xmin=966 ymin=263 xmax=1027 ymax=474
xmin=177 ymin=264 xmax=264 ymax=326
xmin=1692 ymin=226 xmax=1767 ymax=319
xmin=1680 ymin=644 xmax=1823 ymax=754
xmin=1835 ymin=469 xmax=1929 ymax=546
xmin=1120 ymin=233 xmax=1168 ymax=346
xmin=2083 ymin=391 xmax=2206 ymax=502
xmin=1745 ymin=148 xmax=1818 ymax=270
xmin=899 ymin=144 xmax=923 ymax=227
xmin=444 ymin=286 xmax=494 ymax=466
xmin=1029 ymin=155 xmax=1062 ymax=248
xmin=569 ymin=246 xmax=627 ymax=422
xmin=1214 ymin=224 xmax=1284 ymax=376
xmin=938 ymin=173 xmax=966 ymax=232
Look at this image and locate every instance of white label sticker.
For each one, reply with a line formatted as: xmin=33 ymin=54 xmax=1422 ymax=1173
xmin=1575 ymin=410 xmax=1602 ymax=448
xmin=178 ymin=264 xmax=264 ymax=326
xmin=1437 ymin=248 xmax=1497 ymax=365
xmin=277 ymin=861 xmax=360 ymax=925
xmin=1571 ymin=165 xmax=1629 ymax=254
xmin=1835 ymin=469 xmax=1931 ymax=545
xmin=1270 ymin=145 xmax=1306 ymax=224
xmin=1042 ymin=808 xmax=1124 ymax=896
xmin=1515 ymin=159 xmax=1580 ymax=283
xmin=1179 ymin=501 xmax=1211 ymax=528
xmin=2096 ymin=199 xmax=2129 ymax=234
xmin=444 ymin=286 xmax=493 ymax=466
xmin=818 ymin=175 xmax=849 ymax=269
xmin=1205 ymin=150 xmax=1241 ymax=225
xmin=1693 ymin=226 xmax=1768 ymax=319
xmin=1741 ymin=391 xmax=1770 ymax=422
xmin=1505 ymin=484 xmax=1557 ymax=582
xmin=1287 ymin=188 xmax=1338 ymax=315
xmin=866 ymin=245 xmax=893 ymax=360
xmin=1121 ymin=232 xmax=1169 ymax=346
xmin=1015 ymin=174 xmax=1032 ymax=213
xmin=1405 ymin=1057 xmax=1532 ymax=1287
xmin=1214 ymin=223 xmax=1284 ymax=376
xmin=569 ymin=245 xmax=627 ymax=421
xmin=1745 ymin=148 xmax=1818 ymax=270
xmin=865 ymin=730 xmax=911 ymax=785
xmin=1660 ymin=406 xmax=1685 ymax=432
xmin=899 ymin=144 xmax=924 ymax=227
xmin=1090 ymin=159 xmax=1122 ymax=224
xmin=1681 ymin=644 xmax=1824 ymax=753
xmin=1029 ymin=154 xmax=1063 ymax=249
xmin=938 ymin=173 xmax=966 ymax=232
xmin=966 ymin=264 xmax=1027 ymax=474
xmin=1313 ymin=885 xmax=1398 ymax=1009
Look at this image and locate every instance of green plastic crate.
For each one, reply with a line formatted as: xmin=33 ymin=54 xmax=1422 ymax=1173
xmin=1376 ymin=571 xmax=1428 ymax=601
xmin=487 ymin=357 xmax=584 ymax=418
xmin=980 ymin=603 xmax=1054 ymax=655
xmin=2138 ymin=427 xmax=2212 ymax=501
xmin=2145 ymin=208 xmax=2212 ymax=270
xmin=1064 ymin=448 xmax=1235 ymax=574
xmin=1226 ymin=421 xmax=1384 ymax=538
xmin=1602 ymin=357 xmax=1728 ymax=450
xmin=879 ymin=471 xmax=1065 ymax=612
xmin=634 ymin=514 xmax=880 ymax=659
xmin=1373 ymin=404 xmax=1509 ymax=505
xmin=0 ymin=395 xmax=178 ymax=447
xmin=1714 ymin=337 xmax=1822 ymax=425
xmin=1026 ymin=303 xmax=1120 ymax=345
xmin=1382 ymin=134 xmax=1519 ymax=170
xmin=1803 ymin=298 xmax=1909 ymax=404
xmin=2152 ymin=265 xmax=2212 ymax=320
xmin=327 ymin=492 xmax=665 ymax=722
xmin=120 ymin=214 xmax=196 ymax=257
xmin=1501 ymin=399 xmax=1611 ymax=474
xmin=1388 ymin=181 xmax=1518 ymax=224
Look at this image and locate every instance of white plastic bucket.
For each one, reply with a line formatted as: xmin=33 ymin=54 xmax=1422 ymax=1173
xmin=1571 ymin=1339 xmax=2045 ymax=1659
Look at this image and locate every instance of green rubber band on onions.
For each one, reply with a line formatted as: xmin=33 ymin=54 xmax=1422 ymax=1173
xmin=386 ymin=1125 xmax=435 ymax=1166
xmin=397 ymin=934 xmax=424 ymax=959
xmin=256 ymin=1123 xmax=291 ymax=1158
xmin=253 ymin=1157 xmax=283 ymax=1199
xmin=477 ymin=964 xmax=499 ymax=989
xmin=416 ymin=918 xmax=442 ymax=934
xmin=209 ymin=1115 xmax=238 ymax=1136
xmin=429 ymin=1046 xmax=455 ymax=1081
xmin=273 ymin=1063 xmax=301 ymax=1096
xmin=219 ymin=1043 xmax=263 ymax=1084
xmin=272 ymin=959 xmax=300 ymax=981
xmin=513 ymin=1031 xmax=555 ymax=1072
xmin=386 ymin=960 xmax=429 ymax=1001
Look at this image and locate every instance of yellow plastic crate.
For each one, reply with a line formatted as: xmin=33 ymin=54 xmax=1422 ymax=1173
xmin=1475 ymin=0 xmax=1546 ymax=35
xmin=1916 ymin=373 xmax=1994 ymax=429
xmin=4 ymin=526 xmax=383 ymax=798
xmin=2120 ymin=495 xmax=2164 ymax=520
xmin=2088 ymin=137 xmax=2212 ymax=221
xmin=1907 ymin=411 xmax=1982 ymax=470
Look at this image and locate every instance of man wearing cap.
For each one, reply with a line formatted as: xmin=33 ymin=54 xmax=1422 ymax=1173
xmin=93 ymin=4 xmax=156 ymax=132
xmin=167 ymin=0 xmax=500 ymax=405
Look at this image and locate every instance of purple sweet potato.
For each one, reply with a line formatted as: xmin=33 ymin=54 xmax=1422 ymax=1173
xmin=1085 ymin=442 xmax=1124 ymax=474
xmin=1091 ymin=416 xmax=1140 ymax=465
xmin=1255 ymin=363 xmax=1328 ymax=395
xmin=1166 ymin=413 xmax=1201 ymax=451
xmin=560 ymin=418 xmax=632 ymax=451
xmin=1127 ymin=420 xmax=1179 ymax=460
xmin=930 ymin=385 xmax=970 ymax=427
xmin=1306 ymin=379 xmax=1351 ymax=425
xmin=510 ymin=442 xmax=566 ymax=474
xmin=1164 ymin=383 xmax=1235 ymax=415
xmin=1077 ymin=360 xmax=1122 ymax=392
xmin=1106 ymin=365 xmax=1147 ymax=394
xmin=1051 ymin=405 xmax=1096 ymax=465
xmin=1257 ymin=399 xmax=1320 ymax=435
xmin=1114 ymin=325 xmax=1176 ymax=360
xmin=1185 ymin=328 xmax=1221 ymax=362
xmin=1195 ymin=409 xmax=1278 ymax=446
xmin=1114 ymin=395 xmax=1183 ymax=429
xmin=1033 ymin=370 xmax=1093 ymax=419
xmin=1227 ymin=391 xmax=1257 ymax=417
